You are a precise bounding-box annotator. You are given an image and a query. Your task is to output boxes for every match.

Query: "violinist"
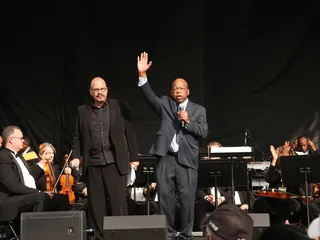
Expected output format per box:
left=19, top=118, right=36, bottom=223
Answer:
left=253, top=142, right=301, bottom=225
left=35, top=143, right=70, bottom=211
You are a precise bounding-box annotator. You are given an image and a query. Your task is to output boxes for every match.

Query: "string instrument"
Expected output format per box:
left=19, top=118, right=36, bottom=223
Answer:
left=53, top=150, right=74, bottom=205
left=59, top=154, right=75, bottom=204
left=44, top=160, right=56, bottom=192
left=257, top=189, right=295, bottom=199
left=257, top=189, right=313, bottom=203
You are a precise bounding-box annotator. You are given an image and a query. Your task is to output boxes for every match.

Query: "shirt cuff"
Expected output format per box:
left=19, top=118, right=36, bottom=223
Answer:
left=138, top=77, right=148, bottom=87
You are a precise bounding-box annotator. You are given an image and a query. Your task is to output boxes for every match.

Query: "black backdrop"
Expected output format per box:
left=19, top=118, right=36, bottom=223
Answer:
left=1, top=0, right=320, bottom=163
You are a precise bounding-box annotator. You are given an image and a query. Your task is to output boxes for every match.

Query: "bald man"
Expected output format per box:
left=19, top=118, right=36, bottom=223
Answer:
left=70, top=77, right=139, bottom=240
left=137, top=52, right=208, bottom=240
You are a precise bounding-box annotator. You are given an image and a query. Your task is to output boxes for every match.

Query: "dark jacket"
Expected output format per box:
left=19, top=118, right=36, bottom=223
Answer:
left=140, top=82, right=208, bottom=170
left=0, top=148, right=43, bottom=197
left=72, top=99, right=139, bottom=181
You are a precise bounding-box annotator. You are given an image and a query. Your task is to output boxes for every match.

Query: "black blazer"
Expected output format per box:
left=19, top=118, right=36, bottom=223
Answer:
left=72, top=99, right=139, bottom=180
left=140, top=82, right=208, bottom=170
left=0, top=148, right=43, bottom=197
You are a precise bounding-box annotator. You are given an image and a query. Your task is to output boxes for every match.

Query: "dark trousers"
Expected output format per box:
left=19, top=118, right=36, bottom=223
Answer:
left=7, top=192, right=50, bottom=235
left=9, top=192, right=49, bottom=213
left=87, top=164, right=128, bottom=240
left=157, top=154, right=197, bottom=240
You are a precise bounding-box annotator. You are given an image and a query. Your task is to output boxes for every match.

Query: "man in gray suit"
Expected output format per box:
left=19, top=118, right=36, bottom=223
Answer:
left=137, top=52, right=209, bottom=240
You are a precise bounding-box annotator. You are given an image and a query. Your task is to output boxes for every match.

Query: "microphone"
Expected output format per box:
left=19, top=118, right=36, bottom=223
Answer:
left=244, top=130, right=248, bottom=146
left=179, top=107, right=185, bottom=128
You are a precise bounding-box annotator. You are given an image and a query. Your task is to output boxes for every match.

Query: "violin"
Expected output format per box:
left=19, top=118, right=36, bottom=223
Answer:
left=59, top=154, right=75, bottom=204
left=44, top=161, right=56, bottom=192
left=257, top=189, right=313, bottom=203
left=257, top=189, right=294, bottom=199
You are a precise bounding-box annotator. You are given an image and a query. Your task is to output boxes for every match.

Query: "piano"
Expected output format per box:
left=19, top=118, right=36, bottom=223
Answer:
left=209, top=146, right=253, bottom=157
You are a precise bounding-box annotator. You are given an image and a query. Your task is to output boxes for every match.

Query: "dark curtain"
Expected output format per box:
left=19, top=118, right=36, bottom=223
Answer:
left=1, top=0, right=320, bottom=163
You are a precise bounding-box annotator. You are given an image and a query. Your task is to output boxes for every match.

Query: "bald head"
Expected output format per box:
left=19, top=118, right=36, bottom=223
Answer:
left=172, top=78, right=188, bottom=89
left=90, top=77, right=107, bottom=89
left=89, top=77, right=108, bottom=106
left=171, top=78, right=190, bottom=103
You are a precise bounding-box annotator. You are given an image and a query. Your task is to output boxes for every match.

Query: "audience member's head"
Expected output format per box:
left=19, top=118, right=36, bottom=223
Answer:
left=259, top=224, right=310, bottom=240
left=0, top=135, right=3, bottom=149
left=2, top=125, right=24, bottom=152
left=308, top=216, right=320, bottom=239
left=201, top=204, right=253, bottom=240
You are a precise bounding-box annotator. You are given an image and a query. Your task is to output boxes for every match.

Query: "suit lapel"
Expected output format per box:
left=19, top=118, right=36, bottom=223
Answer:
left=108, top=99, right=117, bottom=129
left=86, top=105, right=93, bottom=135
left=185, top=101, right=194, bottom=118
left=7, top=151, right=25, bottom=184
left=169, top=99, right=179, bottom=121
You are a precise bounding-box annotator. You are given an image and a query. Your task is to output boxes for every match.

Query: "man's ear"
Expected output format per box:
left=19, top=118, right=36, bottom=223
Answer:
left=187, top=89, right=190, bottom=96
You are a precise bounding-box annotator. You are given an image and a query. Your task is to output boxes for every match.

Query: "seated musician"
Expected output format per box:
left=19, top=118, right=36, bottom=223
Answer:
left=293, top=136, right=318, bottom=155
left=253, top=142, right=301, bottom=225
left=34, top=143, right=71, bottom=211
left=0, top=126, right=51, bottom=233
left=194, top=141, right=255, bottom=231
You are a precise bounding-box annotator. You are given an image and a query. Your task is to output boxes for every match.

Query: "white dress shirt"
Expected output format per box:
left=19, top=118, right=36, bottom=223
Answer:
left=12, top=152, right=37, bottom=189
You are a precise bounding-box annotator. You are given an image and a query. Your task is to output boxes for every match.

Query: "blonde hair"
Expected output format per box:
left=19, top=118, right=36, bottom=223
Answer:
left=38, top=142, right=56, bottom=156
left=208, top=141, right=222, bottom=148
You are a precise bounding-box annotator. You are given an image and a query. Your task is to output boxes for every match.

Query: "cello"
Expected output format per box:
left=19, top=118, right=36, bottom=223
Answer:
left=53, top=150, right=75, bottom=205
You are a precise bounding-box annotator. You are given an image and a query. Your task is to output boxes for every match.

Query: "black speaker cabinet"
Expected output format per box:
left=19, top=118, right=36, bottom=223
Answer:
left=103, top=215, right=167, bottom=240
left=21, top=211, right=87, bottom=240
left=248, top=213, right=270, bottom=240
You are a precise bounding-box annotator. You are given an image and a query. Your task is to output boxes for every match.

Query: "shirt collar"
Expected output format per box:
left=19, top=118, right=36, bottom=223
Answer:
left=178, top=98, right=189, bottom=110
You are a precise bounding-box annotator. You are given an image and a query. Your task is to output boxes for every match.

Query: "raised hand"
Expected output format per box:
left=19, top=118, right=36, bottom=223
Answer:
left=308, top=138, right=317, bottom=151
left=270, top=145, right=278, bottom=160
left=137, top=52, right=152, bottom=76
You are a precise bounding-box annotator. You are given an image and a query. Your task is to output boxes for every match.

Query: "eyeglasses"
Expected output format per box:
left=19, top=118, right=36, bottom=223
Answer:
left=11, top=137, right=24, bottom=141
left=90, top=87, right=107, bottom=93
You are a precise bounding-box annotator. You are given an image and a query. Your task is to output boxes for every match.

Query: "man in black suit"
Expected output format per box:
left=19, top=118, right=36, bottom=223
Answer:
left=0, top=126, right=50, bottom=213
left=70, top=77, right=139, bottom=240
left=137, top=52, right=209, bottom=240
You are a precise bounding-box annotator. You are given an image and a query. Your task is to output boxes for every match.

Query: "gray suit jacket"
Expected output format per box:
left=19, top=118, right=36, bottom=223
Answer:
left=141, top=82, right=208, bottom=170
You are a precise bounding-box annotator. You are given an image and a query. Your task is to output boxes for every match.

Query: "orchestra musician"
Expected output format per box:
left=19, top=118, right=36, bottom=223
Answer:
left=253, top=142, right=302, bottom=225
left=34, top=142, right=70, bottom=211
left=0, top=126, right=51, bottom=233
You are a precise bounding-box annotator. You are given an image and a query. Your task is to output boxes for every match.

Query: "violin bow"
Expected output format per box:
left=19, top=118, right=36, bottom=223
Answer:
left=53, top=149, right=73, bottom=191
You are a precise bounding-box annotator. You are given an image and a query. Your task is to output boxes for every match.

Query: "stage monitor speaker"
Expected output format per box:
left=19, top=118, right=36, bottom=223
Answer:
left=103, top=215, right=167, bottom=240
left=248, top=213, right=270, bottom=240
left=21, top=211, right=87, bottom=240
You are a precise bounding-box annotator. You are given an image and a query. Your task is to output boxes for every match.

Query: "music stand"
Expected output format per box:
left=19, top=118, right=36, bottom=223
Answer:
left=280, top=155, right=320, bottom=226
left=134, top=156, right=157, bottom=215
left=198, top=160, right=248, bottom=208
left=209, top=146, right=252, bottom=205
